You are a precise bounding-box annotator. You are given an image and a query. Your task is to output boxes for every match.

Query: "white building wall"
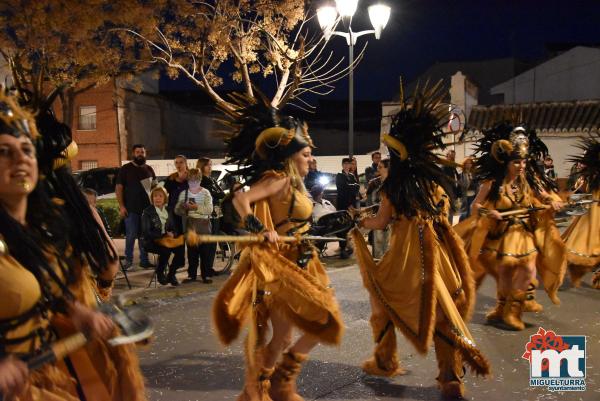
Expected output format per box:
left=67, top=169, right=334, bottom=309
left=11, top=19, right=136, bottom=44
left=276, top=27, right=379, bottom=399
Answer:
left=491, top=46, right=600, bottom=103
left=541, top=135, right=584, bottom=178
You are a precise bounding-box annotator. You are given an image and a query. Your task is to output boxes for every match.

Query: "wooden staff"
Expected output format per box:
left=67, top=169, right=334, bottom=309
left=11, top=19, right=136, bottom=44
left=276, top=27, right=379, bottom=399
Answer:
left=27, top=333, right=88, bottom=370
left=480, top=199, right=599, bottom=220
left=188, top=233, right=343, bottom=245
left=479, top=206, right=546, bottom=218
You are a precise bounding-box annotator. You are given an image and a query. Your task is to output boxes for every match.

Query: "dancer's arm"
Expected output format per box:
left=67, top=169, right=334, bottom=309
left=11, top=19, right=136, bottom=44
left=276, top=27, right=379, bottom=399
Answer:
left=470, top=181, right=502, bottom=220
left=232, top=176, right=289, bottom=243
left=537, top=187, right=563, bottom=211
left=359, top=196, right=393, bottom=230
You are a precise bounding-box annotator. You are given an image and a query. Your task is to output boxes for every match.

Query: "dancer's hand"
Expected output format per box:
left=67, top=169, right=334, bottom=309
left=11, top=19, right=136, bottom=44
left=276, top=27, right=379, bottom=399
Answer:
left=487, top=210, right=502, bottom=220
left=0, top=356, right=29, bottom=399
left=263, top=230, right=279, bottom=243
left=70, top=302, right=114, bottom=340
left=550, top=200, right=563, bottom=211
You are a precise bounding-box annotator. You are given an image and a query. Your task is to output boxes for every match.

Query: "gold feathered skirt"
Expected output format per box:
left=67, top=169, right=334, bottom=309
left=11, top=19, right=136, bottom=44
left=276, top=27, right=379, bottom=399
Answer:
left=456, top=210, right=566, bottom=303
left=562, top=190, right=600, bottom=269
left=351, top=217, right=490, bottom=376
left=213, top=243, right=343, bottom=348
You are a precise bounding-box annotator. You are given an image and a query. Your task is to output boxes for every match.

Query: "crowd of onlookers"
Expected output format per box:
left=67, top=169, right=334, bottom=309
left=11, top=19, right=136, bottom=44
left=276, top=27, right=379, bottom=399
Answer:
left=85, top=144, right=579, bottom=284
left=86, top=144, right=228, bottom=287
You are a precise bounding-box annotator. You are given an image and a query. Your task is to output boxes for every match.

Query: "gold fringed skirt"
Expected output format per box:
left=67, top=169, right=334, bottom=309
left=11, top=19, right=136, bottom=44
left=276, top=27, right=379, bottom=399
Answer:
left=562, top=190, right=600, bottom=269
left=212, top=243, right=344, bottom=347
left=351, top=218, right=489, bottom=376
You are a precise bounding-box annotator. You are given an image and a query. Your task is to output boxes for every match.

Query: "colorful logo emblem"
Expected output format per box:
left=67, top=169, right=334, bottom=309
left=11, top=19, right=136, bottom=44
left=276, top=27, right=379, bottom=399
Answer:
left=522, top=327, right=586, bottom=392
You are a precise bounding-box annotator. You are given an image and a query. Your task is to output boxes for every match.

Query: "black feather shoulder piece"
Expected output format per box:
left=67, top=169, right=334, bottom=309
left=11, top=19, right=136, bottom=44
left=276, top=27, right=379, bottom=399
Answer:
left=569, top=137, right=600, bottom=192
left=472, top=122, right=514, bottom=185
left=380, top=80, right=455, bottom=217
left=525, top=127, right=557, bottom=193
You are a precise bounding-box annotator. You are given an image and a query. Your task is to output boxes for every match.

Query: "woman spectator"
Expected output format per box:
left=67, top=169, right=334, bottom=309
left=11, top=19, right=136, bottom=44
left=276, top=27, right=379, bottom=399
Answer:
left=350, top=156, right=360, bottom=183
left=164, top=155, right=189, bottom=231
left=175, top=168, right=214, bottom=284
left=141, top=186, right=185, bottom=286
left=370, top=159, right=391, bottom=259
left=163, top=155, right=188, bottom=272
left=197, top=157, right=225, bottom=276
left=458, top=157, right=478, bottom=221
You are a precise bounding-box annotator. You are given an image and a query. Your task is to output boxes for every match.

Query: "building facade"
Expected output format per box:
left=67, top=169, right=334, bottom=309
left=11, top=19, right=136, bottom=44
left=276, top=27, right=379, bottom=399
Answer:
left=382, top=47, right=600, bottom=180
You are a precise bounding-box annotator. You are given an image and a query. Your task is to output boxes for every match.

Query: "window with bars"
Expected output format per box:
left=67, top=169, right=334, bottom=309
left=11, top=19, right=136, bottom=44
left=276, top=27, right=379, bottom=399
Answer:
left=78, top=105, right=96, bottom=130
left=79, top=160, right=98, bottom=170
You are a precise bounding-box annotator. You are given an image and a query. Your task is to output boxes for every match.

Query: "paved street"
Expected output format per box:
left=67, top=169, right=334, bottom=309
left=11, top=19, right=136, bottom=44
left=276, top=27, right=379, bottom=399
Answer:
left=123, top=260, right=600, bottom=401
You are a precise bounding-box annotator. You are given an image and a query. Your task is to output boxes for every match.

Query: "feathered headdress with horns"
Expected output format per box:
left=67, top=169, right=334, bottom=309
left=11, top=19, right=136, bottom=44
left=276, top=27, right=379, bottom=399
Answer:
left=380, top=80, right=457, bottom=217
left=569, top=137, right=600, bottom=192
left=217, top=90, right=314, bottom=185
left=472, top=121, right=555, bottom=200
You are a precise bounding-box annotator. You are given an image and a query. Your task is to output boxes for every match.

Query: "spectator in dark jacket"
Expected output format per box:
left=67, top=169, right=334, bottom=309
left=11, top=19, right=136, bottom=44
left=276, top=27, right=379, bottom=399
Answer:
left=441, top=149, right=461, bottom=215
left=458, top=157, right=478, bottom=221
left=304, top=159, right=321, bottom=190
left=141, top=186, right=185, bottom=286
left=364, top=151, right=382, bottom=184
left=336, top=157, right=360, bottom=210
left=336, top=157, right=360, bottom=258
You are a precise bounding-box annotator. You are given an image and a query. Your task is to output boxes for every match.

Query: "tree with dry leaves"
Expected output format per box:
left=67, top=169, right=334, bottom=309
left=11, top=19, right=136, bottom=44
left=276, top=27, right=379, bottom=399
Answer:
left=0, top=0, right=164, bottom=121
left=123, top=0, right=362, bottom=111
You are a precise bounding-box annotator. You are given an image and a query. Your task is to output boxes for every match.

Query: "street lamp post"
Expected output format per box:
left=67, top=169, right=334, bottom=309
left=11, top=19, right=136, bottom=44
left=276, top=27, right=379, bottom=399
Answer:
left=317, top=0, right=391, bottom=157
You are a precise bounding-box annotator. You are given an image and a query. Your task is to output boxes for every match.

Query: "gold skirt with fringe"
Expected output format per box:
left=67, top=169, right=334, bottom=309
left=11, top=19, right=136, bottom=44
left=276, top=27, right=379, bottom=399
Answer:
left=351, top=217, right=490, bottom=376
left=562, top=190, right=600, bottom=269
left=212, top=242, right=344, bottom=347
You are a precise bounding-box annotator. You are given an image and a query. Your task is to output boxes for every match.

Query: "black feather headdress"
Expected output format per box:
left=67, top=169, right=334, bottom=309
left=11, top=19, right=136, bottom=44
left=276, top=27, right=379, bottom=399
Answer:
left=525, top=127, right=557, bottom=193
left=380, top=80, right=456, bottom=217
left=569, top=137, right=600, bottom=192
left=218, top=91, right=313, bottom=185
left=472, top=121, right=555, bottom=200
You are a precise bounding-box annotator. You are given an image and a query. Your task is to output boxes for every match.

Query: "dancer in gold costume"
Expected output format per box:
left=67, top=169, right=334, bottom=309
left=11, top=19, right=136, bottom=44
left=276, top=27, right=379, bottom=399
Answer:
left=212, top=95, right=343, bottom=401
left=0, top=91, right=146, bottom=401
left=562, top=139, right=600, bottom=288
left=458, top=123, right=566, bottom=331
left=352, top=83, right=490, bottom=399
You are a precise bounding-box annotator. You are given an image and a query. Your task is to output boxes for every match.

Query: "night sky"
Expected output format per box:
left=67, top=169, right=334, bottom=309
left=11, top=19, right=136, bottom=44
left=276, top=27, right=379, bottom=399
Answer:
left=161, top=0, right=600, bottom=103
